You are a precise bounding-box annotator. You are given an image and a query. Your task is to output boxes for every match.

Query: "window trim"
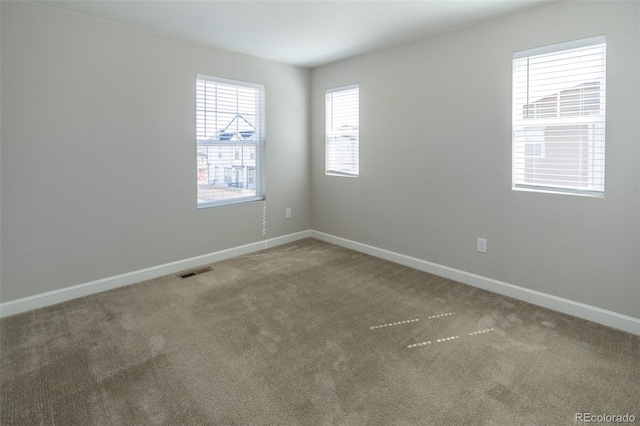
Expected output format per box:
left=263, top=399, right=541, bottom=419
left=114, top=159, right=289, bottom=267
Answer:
left=196, top=74, right=266, bottom=209
left=512, top=36, right=606, bottom=198
left=325, top=84, right=360, bottom=177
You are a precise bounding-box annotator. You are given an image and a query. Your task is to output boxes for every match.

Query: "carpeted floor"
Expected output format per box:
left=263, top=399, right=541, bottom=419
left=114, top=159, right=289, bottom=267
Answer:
left=1, top=238, right=638, bottom=425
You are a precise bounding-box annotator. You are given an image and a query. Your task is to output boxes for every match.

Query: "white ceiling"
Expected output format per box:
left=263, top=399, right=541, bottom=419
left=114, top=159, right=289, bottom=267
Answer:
left=32, top=0, right=551, bottom=68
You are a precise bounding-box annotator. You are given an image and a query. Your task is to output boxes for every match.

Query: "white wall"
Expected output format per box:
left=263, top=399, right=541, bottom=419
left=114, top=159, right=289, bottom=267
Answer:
left=311, top=1, right=640, bottom=319
left=0, top=1, right=311, bottom=302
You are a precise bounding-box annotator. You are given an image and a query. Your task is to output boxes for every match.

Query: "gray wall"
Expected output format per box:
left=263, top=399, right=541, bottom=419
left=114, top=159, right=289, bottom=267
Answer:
left=0, top=2, right=3, bottom=303
left=311, top=1, right=640, bottom=319
left=0, top=1, right=311, bottom=302
left=2, top=1, right=639, bottom=321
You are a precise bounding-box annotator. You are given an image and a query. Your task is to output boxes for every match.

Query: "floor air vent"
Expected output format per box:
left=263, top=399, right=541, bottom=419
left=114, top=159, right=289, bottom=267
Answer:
left=178, top=267, right=212, bottom=279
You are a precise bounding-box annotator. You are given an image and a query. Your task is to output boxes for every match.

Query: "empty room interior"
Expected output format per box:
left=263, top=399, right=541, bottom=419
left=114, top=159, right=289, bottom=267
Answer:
left=1, top=0, right=639, bottom=424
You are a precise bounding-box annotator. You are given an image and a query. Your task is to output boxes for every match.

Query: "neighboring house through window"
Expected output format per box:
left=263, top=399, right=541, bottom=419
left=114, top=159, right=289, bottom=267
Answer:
left=512, top=36, right=606, bottom=196
left=196, top=75, right=265, bottom=208
left=326, top=84, right=359, bottom=177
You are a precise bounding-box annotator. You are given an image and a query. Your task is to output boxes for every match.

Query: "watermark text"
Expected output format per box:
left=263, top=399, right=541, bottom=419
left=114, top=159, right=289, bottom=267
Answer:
left=575, top=413, right=636, bottom=423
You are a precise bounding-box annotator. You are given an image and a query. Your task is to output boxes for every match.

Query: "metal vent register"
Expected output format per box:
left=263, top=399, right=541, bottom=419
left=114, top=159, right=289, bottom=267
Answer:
left=178, top=267, right=212, bottom=279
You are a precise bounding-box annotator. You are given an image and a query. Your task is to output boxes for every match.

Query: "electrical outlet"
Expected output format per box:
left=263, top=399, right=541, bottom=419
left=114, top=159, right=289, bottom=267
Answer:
left=285, top=208, right=291, bottom=219
left=477, top=238, right=487, bottom=254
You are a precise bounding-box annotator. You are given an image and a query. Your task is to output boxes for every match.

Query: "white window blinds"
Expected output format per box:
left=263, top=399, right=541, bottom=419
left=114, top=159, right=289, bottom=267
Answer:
left=512, top=36, right=606, bottom=197
left=326, top=85, right=359, bottom=177
left=196, top=75, right=265, bottom=208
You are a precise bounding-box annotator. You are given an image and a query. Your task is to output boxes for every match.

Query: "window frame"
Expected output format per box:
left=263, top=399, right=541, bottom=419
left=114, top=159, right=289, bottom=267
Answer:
left=196, top=74, right=266, bottom=209
left=325, top=84, right=360, bottom=177
left=512, top=35, right=606, bottom=198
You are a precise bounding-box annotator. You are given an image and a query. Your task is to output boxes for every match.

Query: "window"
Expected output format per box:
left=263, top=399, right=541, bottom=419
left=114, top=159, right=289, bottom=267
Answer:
left=326, top=85, right=359, bottom=176
left=512, top=36, right=606, bottom=197
left=523, top=127, right=545, bottom=157
left=196, top=75, right=265, bottom=208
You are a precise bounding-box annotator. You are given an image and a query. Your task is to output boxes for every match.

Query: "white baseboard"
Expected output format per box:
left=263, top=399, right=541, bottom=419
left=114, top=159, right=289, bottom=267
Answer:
left=0, top=230, right=312, bottom=318
left=310, top=230, right=640, bottom=336
left=2, top=229, right=638, bottom=336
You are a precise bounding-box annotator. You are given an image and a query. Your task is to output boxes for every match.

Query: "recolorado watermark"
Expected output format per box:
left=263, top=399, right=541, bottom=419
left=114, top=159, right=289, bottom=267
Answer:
left=575, top=413, right=636, bottom=423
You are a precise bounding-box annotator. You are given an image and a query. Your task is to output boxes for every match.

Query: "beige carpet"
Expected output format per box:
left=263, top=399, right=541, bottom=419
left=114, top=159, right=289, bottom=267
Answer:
left=1, top=238, right=638, bottom=425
